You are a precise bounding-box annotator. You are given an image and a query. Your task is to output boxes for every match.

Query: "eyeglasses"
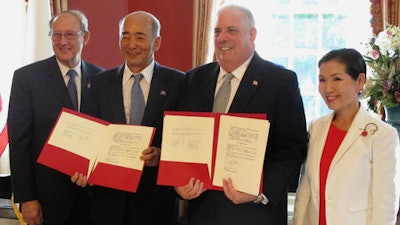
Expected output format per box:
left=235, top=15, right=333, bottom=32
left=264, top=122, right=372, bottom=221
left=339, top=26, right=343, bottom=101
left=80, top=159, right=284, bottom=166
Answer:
left=49, top=31, right=83, bottom=41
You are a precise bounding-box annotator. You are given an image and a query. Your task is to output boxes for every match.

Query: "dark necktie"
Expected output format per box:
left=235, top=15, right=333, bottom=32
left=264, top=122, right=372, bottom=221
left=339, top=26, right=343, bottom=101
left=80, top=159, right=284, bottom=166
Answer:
left=213, top=73, right=234, bottom=113
left=67, top=69, right=78, bottom=111
left=129, top=74, right=145, bottom=125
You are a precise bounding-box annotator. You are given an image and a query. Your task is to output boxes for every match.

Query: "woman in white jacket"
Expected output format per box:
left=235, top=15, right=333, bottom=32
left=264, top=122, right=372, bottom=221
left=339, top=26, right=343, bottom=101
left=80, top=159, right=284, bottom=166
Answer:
left=293, top=48, right=400, bottom=225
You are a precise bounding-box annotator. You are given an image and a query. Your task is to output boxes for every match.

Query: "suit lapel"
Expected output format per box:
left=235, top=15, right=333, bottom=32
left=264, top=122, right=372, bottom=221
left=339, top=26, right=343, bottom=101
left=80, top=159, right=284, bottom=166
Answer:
left=310, top=115, right=333, bottom=177
left=142, top=63, right=168, bottom=125
left=80, top=61, right=92, bottom=109
left=229, top=55, right=263, bottom=112
left=201, top=65, right=220, bottom=111
left=330, top=107, right=368, bottom=169
left=185, top=64, right=219, bottom=112
left=45, top=57, right=74, bottom=109
left=108, top=66, right=126, bottom=123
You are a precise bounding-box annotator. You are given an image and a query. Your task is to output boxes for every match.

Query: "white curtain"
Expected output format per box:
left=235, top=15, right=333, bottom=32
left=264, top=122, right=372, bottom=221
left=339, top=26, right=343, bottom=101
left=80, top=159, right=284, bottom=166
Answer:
left=0, top=0, right=53, bottom=176
left=192, top=0, right=217, bottom=67
left=24, top=0, right=54, bottom=64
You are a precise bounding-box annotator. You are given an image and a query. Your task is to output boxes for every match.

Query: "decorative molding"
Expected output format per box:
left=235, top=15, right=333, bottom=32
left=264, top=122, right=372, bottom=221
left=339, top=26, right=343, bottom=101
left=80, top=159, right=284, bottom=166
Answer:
left=192, top=0, right=215, bottom=67
left=387, top=0, right=399, bottom=26
left=61, top=0, right=68, bottom=11
left=50, top=0, right=67, bottom=16
left=370, top=0, right=384, bottom=34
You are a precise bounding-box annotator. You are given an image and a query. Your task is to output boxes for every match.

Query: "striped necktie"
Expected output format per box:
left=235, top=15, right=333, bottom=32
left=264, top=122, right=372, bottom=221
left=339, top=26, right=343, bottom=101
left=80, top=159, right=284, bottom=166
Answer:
left=67, top=69, right=78, bottom=110
left=129, top=74, right=145, bottom=124
left=213, top=73, right=234, bottom=113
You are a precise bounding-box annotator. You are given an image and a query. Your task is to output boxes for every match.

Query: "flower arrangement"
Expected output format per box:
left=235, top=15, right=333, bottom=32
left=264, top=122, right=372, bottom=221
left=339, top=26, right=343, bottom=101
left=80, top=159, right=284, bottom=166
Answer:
left=363, top=24, right=400, bottom=113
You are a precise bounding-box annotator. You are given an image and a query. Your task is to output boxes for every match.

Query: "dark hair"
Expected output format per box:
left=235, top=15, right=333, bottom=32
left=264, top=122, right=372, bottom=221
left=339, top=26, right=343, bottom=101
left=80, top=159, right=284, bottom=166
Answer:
left=318, top=48, right=366, bottom=80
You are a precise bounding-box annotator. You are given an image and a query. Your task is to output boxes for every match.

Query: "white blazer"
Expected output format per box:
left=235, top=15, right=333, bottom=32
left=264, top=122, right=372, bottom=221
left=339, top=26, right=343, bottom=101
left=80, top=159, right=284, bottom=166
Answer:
left=293, top=105, right=400, bottom=225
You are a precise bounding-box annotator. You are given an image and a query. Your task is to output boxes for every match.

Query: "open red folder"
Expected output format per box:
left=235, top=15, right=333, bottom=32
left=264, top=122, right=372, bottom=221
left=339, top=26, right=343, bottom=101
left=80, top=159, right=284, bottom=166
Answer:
left=157, top=111, right=268, bottom=195
left=37, top=108, right=155, bottom=193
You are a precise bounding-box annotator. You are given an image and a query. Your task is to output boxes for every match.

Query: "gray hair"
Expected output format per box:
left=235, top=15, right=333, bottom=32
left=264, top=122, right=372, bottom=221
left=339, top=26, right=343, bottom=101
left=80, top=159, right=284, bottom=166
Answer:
left=49, top=10, right=89, bottom=32
left=217, top=4, right=255, bottom=28
left=119, top=11, right=161, bottom=37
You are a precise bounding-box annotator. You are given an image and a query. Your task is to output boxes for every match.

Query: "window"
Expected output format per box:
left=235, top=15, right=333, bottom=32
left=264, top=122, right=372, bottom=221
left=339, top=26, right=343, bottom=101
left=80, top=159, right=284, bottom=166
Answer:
left=216, top=0, right=372, bottom=124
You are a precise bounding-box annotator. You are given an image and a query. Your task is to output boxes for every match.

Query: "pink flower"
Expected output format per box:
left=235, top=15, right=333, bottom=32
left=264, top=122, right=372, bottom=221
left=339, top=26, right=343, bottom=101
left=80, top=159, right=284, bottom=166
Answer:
left=395, top=90, right=400, bottom=103
left=383, top=80, right=392, bottom=95
left=387, top=30, right=394, bottom=37
left=370, top=50, right=380, bottom=59
left=363, top=25, right=400, bottom=111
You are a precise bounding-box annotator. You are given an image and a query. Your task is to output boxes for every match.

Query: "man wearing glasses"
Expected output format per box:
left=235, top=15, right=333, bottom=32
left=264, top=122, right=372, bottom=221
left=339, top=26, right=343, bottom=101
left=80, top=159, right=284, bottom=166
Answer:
left=8, top=10, right=104, bottom=225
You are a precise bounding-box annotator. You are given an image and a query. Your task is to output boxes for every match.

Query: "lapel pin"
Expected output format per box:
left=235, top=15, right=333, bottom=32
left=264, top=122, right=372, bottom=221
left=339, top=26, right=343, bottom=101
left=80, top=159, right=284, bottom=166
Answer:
left=87, top=83, right=91, bottom=88
left=361, top=122, right=378, bottom=136
left=160, top=90, right=167, bottom=96
left=252, top=80, right=258, bottom=86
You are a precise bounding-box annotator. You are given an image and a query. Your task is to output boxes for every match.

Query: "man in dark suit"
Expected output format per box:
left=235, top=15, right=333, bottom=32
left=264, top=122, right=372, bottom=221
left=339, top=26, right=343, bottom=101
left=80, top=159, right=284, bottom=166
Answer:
left=87, top=11, right=184, bottom=225
left=7, top=10, right=104, bottom=225
left=175, top=5, right=308, bottom=225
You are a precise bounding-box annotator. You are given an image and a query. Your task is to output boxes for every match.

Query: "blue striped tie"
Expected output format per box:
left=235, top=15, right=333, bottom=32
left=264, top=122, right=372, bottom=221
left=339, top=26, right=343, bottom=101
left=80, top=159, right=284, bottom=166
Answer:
left=129, top=74, right=145, bottom=125
left=67, top=69, right=78, bottom=110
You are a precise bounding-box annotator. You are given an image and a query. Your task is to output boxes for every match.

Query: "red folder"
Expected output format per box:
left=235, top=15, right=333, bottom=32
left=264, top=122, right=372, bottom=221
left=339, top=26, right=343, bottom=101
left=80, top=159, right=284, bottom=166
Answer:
left=157, top=111, right=266, bottom=192
left=88, top=162, right=143, bottom=193
left=158, top=111, right=219, bottom=190
left=37, top=108, right=107, bottom=177
left=37, top=108, right=155, bottom=192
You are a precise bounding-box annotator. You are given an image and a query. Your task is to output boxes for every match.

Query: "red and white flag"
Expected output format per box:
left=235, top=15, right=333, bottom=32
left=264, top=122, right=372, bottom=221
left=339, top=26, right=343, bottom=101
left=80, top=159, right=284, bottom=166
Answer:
left=0, top=94, right=7, bottom=157
left=0, top=0, right=52, bottom=175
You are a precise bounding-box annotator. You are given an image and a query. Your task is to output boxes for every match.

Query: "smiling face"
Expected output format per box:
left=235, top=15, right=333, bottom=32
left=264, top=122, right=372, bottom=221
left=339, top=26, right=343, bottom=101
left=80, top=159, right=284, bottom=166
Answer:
left=50, top=13, right=89, bottom=68
left=119, top=12, right=161, bottom=73
left=213, top=6, right=256, bottom=72
left=318, top=60, right=365, bottom=114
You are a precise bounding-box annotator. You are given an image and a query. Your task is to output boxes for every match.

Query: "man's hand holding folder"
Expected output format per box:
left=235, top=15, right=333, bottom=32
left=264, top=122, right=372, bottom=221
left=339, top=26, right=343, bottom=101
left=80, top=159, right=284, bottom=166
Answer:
left=37, top=108, right=155, bottom=192
left=157, top=111, right=270, bottom=196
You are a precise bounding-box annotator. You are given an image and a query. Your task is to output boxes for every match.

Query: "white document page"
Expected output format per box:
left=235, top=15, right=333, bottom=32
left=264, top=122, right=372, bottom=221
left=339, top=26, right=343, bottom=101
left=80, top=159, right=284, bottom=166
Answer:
left=47, top=111, right=106, bottom=175
left=95, top=124, right=153, bottom=170
left=212, top=115, right=270, bottom=195
left=161, top=115, right=214, bottom=177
